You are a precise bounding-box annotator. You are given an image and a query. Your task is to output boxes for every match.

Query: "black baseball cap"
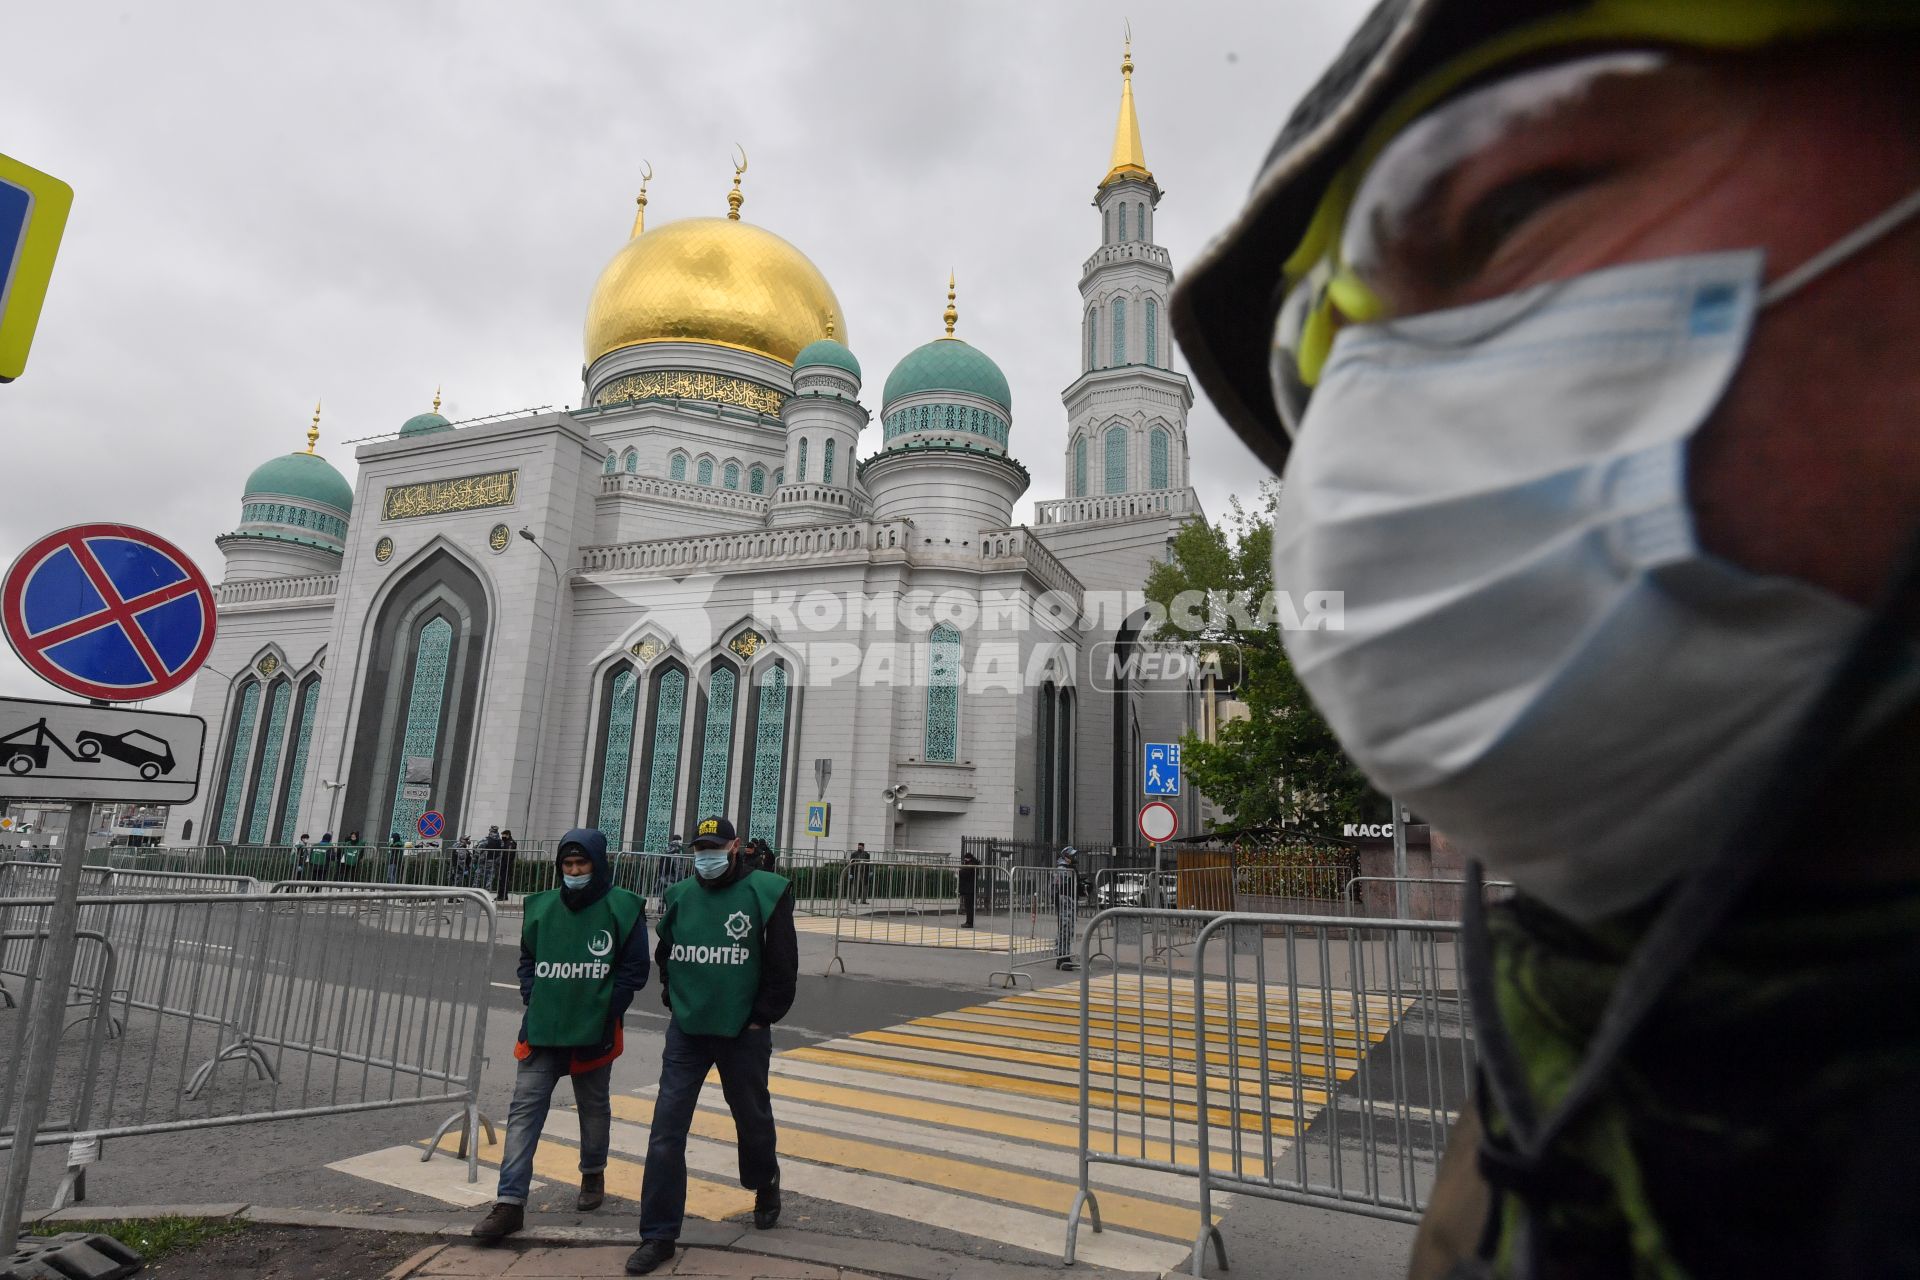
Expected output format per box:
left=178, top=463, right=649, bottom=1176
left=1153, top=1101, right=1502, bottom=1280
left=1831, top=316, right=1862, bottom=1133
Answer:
left=691, top=815, right=737, bottom=850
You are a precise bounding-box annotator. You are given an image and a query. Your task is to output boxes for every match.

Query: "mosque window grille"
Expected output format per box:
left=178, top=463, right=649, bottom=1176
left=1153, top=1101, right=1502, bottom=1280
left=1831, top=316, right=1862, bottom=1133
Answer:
left=639, top=668, right=687, bottom=852
left=1104, top=206, right=1112, bottom=244
left=797, top=439, right=809, bottom=483
left=669, top=453, right=688, bottom=482
left=1119, top=202, right=1129, bottom=241
left=595, top=668, right=640, bottom=846
left=624, top=449, right=639, bottom=474
left=245, top=680, right=293, bottom=843
left=1150, top=427, right=1169, bottom=490
left=1087, top=306, right=1097, bottom=371
left=1105, top=425, right=1128, bottom=494
left=277, top=679, right=321, bottom=844
left=823, top=438, right=835, bottom=485
left=749, top=466, right=766, bottom=494
left=214, top=680, right=262, bottom=843
left=695, top=667, right=737, bottom=818
left=1146, top=298, right=1158, bottom=368
left=604, top=453, right=618, bottom=476
left=387, top=616, right=453, bottom=839
left=773, top=468, right=784, bottom=487
left=1112, top=297, right=1127, bottom=366
left=1073, top=435, right=1088, bottom=496
left=745, top=664, right=789, bottom=846
left=697, top=457, right=714, bottom=485
left=723, top=462, right=741, bottom=490
left=924, top=624, right=962, bottom=764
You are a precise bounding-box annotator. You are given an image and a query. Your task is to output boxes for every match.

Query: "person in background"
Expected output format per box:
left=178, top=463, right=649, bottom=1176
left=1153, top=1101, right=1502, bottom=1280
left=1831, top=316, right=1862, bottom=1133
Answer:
left=958, top=848, right=980, bottom=928
left=471, top=829, right=649, bottom=1245
left=453, top=835, right=474, bottom=887
left=386, top=832, right=404, bottom=884
left=626, top=816, right=795, bottom=1275
left=1052, top=847, right=1079, bottom=971
left=309, top=833, right=332, bottom=892
left=294, top=834, right=312, bottom=886
left=340, top=830, right=364, bottom=882
left=749, top=837, right=776, bottom=874
left=1172, top=3, right=1920, bottom=1271
left=479, top=826, right=503, bottom=894
left=497, top=828, right=520, bottom=903
left=848, top=841, right=871, bottom=904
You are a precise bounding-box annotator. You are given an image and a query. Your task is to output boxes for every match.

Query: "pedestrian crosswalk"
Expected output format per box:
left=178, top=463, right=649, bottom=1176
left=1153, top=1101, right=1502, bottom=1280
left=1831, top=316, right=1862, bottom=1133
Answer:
left=341, top=975, right=1408, bottom=1273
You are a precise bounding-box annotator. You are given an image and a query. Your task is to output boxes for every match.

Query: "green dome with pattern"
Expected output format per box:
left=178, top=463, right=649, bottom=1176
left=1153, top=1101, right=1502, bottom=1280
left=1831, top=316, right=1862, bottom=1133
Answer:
left=243, top=451, right=354, bottom=514
left=882, top=337, right=1011, bottom=412
left=794, top=338, right=861, bottom=380
left=400, top=410, right=452, bottom=437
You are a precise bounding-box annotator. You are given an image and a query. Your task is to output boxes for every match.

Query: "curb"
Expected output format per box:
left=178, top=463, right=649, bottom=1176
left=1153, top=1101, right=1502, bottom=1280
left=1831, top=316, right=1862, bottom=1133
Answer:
left=29, top=1204, right=1168, bottom=1280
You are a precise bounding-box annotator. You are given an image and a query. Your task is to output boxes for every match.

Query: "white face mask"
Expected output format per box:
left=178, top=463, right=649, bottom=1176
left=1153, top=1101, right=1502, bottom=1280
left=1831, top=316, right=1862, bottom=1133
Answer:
left=1275, top=213, right=1920, bottom=921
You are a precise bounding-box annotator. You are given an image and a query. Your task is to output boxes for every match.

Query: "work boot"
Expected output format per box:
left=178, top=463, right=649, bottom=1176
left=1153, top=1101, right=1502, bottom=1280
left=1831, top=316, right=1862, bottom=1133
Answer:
left=754, top=1173, right=782, bottom=1229
left=576, top=1170, right=605, bottom=1211
left=470, top=1201, right=523, bottom=1244
left=625, top=1240, right=675, bottom=1274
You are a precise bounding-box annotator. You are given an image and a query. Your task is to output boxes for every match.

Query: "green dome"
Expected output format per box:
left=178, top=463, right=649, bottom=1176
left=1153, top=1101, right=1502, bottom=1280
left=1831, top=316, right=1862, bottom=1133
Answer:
left=882, top=338, right=1011, bottom=412
left=794, top=339, right=861, bottom=379
left=244, top=451, right=354, bottom=514
left=400, top=411, right=452, bottom=437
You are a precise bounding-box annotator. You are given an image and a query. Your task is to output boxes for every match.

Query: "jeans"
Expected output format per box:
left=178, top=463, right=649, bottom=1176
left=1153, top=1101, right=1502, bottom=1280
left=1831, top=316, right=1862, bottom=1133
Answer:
left=639, top=1020, right=777, bottom=1241
left=495, top=1047, right=612, bottom=1206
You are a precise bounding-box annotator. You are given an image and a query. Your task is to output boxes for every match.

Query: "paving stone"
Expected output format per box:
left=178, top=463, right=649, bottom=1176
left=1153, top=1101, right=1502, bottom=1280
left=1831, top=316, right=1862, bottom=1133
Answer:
left=503, top=1245, right=643, bottom=1275
left=669, top=1248, right=838, bottom=1278
left=384, top=1244, right=448, bottom=1279
left=413, top=1245, right=518, bottom=1275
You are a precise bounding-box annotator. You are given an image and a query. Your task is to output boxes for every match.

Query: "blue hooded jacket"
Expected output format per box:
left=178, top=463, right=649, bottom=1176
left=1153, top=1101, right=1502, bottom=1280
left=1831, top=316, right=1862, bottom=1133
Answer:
left=517, top=828, right=650, bottom=1044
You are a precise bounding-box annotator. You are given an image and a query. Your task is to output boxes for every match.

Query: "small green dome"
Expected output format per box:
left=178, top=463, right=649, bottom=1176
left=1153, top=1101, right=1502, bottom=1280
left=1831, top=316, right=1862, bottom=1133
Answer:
left=794, top=339, right=861, bottom=380
left=400, top=411, right=452, bottom=437
left=244, top=451, right=354, bottom=514
left=883, top=338, right=1011, bottom=412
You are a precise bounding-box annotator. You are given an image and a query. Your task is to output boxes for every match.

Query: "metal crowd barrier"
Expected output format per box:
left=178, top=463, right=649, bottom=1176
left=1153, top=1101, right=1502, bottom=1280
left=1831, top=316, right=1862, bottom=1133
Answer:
left=1062, top=907, right=1474, bottom=1275
left=1232, top=863, right=1352, bottom=912
left=1343, top=876, right=1515, bottom=922
left=0, top=888, right=496, bottom=1231
left=819, top=858, right=1057, bottom=986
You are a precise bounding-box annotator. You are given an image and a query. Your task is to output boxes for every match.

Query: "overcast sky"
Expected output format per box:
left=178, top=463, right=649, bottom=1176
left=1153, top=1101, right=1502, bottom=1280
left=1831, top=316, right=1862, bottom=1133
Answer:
left=0, top=1, right=1374, bottom=708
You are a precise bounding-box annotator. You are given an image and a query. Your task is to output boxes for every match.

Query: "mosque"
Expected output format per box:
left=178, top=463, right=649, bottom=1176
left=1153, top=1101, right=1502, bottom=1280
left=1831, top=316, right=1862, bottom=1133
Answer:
left=165, top=44, right=1212, bottom=856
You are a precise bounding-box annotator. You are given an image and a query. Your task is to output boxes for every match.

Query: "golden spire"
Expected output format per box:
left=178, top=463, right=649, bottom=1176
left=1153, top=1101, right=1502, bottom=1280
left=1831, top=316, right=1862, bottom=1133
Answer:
left=631, top=160, right=652, bottom=237
left=432, top=386, right=442, bottom=414
left=727, top=144, right=747, bottom=220
left=942, top=270, right=958, bottom=337
left=305, top=401, right=321, bottom=454
left=1101, top=23, right=1152, bottom=187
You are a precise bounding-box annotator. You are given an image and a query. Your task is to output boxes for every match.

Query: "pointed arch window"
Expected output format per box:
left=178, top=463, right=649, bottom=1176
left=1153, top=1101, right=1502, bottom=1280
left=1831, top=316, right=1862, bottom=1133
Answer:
left=245, top=680, right=293, bottom=843
left=1145, top=298, right=1158, bottom=368
left=925, top=624, right=962, bottom=763
left=594, top=668, right=640, bottom=845
left=1150, top=427, right=1170, bottom=489
left=694, top=666, right=738, bottom=819
left=623, top=449, right=639, bottom=474
left=1073, top=435, right=1088, bottom=496
left=797, top=438, right=809, bottom=483
left=697, top=457, right=714, bottom=485
left=388, top=617, right=453, bottom=839
left=1104, top=206, right=1112, bottom=244
left=773, top=467, right=784, bottom=487
left=744, top=664, right=790, bottom=846
left=638, top=667, right=687, bottom=851
left=749, top=466, right=766, bottom=494
left=1112, top=296, right=1127, bottom=366
left=277, top=678, right=321, bottom=844
left=723, top=461, right=741, bottom=490
left=1086, top=306, right=1097, bottom=371
left=669, top=453, right=688, bottom=482
left=603, top=453, right=617, bottom=476
left=823, top=438, right=835, bottom=485
left=1105, top=425, right=1129, bottom=494
left=214, top=680, right=262, bottom=843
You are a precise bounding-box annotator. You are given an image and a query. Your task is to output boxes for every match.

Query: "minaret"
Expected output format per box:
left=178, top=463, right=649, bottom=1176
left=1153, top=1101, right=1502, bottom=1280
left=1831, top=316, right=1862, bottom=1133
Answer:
left=1060, top=34, right=1193, bottom=502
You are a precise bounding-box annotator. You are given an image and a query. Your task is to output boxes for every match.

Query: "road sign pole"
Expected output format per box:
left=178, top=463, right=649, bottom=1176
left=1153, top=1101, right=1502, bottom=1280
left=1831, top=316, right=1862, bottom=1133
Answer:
left=0, top=837, right=87, bottom=1253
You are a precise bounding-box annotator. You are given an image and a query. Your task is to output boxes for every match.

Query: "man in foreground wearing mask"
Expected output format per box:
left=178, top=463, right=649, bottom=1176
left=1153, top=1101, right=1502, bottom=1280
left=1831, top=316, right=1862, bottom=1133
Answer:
left=626, top=816, right=797, bottom=1276
left=1172, top=1, right=1920, bottom=1274
left=472, top=829, right=649, bottom=1244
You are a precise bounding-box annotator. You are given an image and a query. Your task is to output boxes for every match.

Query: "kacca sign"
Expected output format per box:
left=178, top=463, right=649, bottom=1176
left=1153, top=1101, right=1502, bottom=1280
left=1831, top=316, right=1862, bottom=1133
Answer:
left=0, top=152, right=73, bottom=382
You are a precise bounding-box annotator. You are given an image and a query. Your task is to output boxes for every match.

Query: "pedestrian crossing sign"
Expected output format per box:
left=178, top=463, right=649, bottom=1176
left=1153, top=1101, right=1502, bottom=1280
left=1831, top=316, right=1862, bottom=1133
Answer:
left=1143, top=742, right=1180, bottom=796
left=0, top=152, right=73, bottom=383
left=804, top=801, right=830, bottom=838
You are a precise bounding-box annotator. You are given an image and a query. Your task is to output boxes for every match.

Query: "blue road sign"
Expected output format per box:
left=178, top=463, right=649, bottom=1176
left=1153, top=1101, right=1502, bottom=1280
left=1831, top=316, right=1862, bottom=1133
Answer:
left=418, top=811, right=445, bottom=840
left=0, top=151, right=74, bottom=382
left=2, top=523, right=216, bottom=703
left=1143, top=742, right=1181, bottom=797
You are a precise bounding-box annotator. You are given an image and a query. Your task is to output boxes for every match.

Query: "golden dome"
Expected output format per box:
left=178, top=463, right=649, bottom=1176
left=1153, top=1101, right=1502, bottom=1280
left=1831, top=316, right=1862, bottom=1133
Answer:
left=584, top=217, right=845, bottom=367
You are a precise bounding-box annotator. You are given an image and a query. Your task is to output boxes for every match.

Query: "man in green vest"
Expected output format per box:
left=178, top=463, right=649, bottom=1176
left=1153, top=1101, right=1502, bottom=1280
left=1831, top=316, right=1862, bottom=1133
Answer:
left=472, top=828, right=650, bottom=1245
left=626, top=816, right=797, bottom=1276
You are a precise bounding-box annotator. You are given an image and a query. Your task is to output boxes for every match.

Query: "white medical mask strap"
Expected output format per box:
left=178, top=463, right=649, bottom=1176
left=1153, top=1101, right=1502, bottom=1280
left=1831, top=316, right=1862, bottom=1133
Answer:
left=1758, top=184, right=1920, bottom=309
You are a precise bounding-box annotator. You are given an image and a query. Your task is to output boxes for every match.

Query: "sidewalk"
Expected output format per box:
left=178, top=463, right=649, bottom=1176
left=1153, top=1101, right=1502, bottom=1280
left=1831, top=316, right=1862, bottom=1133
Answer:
left=393, top=1242, right=876, bottom=1278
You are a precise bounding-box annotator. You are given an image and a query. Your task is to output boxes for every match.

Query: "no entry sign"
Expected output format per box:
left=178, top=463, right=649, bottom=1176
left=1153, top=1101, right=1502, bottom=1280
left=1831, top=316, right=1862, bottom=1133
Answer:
left=2, top=524, right=216, bottom=703
left=1137, top=800, right=1178, bottom=845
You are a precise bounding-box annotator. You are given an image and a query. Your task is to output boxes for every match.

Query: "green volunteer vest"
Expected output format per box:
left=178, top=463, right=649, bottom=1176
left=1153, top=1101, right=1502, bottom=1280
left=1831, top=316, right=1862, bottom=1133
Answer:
left=308, top=845, right=329, bottom=865
left=522, top=887, right=644, bottom=1047
left=661, top=870, right=789, bottom=1037
left=341, top=841, right=362, bottom=866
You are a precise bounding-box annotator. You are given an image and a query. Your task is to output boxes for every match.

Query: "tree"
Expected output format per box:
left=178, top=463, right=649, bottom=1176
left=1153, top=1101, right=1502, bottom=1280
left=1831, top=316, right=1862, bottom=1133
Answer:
left=1143, top=484, right=1382, bottom=833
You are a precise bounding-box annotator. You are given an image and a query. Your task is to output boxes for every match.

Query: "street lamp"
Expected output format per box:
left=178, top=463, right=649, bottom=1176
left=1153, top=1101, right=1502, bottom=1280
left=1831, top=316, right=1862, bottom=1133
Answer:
left=518, top=527, right=565, bottom=839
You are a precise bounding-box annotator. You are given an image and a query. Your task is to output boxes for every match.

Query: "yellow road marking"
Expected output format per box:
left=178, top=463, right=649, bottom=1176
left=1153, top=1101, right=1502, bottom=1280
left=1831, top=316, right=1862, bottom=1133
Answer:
left=909, top=1013, right=1364, bottom=1074
left=852, top=1027, right=1345, bottom=1092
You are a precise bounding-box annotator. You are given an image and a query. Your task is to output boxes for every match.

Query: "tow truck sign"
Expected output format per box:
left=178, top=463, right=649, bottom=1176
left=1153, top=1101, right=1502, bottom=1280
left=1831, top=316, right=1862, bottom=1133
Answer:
left=0, top=695, right=205, bottom=803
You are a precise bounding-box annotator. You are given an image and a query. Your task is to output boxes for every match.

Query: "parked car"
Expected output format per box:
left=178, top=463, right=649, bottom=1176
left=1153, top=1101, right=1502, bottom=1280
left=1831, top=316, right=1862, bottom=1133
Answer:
left=1096, top=870, right=1177, bottom=909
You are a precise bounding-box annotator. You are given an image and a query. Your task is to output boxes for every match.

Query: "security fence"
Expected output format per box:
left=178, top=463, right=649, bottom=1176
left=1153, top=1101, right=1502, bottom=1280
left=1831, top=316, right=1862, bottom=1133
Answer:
left=1063, top=907, right=1474, bottom=1276
left=0, top=887, right=496, bottom=1247
left=816, top=858, right=1060, bottom=985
